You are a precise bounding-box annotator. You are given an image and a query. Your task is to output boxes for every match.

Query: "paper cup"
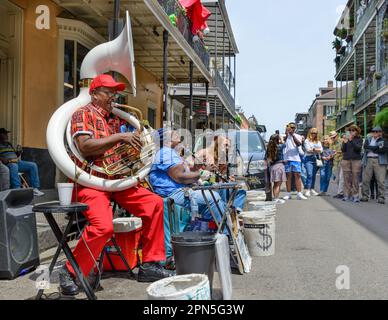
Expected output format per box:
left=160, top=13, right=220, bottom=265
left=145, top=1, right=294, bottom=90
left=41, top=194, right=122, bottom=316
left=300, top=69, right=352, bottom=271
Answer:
left=57, top=183, right=74, bottom=206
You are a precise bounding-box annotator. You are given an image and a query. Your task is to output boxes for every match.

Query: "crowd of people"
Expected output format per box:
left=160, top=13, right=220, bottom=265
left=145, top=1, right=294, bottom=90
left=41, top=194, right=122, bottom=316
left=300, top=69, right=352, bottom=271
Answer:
left=266, top=122, right=388, bottom=205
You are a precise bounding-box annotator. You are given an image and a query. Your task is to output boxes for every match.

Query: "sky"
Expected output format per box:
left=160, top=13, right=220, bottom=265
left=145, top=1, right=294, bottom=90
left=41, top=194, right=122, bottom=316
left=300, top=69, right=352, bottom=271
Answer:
left=226, top=0, right=346, bottom=136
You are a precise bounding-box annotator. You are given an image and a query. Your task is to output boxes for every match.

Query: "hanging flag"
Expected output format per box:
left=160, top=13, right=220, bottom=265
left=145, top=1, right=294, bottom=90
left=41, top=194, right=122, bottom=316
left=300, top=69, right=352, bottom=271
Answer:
left=179, top=0, right=211, bottom=35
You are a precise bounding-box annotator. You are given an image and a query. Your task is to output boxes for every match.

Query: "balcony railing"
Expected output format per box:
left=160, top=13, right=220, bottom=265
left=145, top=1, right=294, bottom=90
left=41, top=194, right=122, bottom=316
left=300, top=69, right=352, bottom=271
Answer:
left=335, top=42, right=354, bottom=73
left=378, top=66, right=388, bottom=91
left=353, top=0, right=378, bottom=42
left=336, top=105, right=355, bottom=130
left=158, top=0, right=210, bottom=70
left=355, top=78, right=378, bottom=111
left=212, top=68, right=235, bottom=110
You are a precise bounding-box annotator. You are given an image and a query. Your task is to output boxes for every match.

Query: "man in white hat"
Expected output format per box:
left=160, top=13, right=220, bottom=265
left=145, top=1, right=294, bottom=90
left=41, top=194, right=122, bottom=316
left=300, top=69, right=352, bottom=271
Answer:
left=329, top=130, right=344, bottom=198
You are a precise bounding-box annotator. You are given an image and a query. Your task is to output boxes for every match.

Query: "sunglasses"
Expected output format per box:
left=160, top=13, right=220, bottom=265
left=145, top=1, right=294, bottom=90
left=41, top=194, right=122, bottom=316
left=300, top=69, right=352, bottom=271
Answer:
left=96, top=89, right=118, bottom=98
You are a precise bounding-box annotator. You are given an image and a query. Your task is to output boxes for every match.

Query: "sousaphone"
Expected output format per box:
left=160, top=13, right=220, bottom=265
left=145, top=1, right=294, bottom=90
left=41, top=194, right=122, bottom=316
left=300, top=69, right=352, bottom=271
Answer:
left=47, top=11, right=155, bottom=192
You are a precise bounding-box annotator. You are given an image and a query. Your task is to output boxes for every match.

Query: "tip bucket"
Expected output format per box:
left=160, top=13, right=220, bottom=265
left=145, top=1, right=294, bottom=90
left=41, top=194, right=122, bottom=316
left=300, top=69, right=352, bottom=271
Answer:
left=241, top=211, right=276, bottom=257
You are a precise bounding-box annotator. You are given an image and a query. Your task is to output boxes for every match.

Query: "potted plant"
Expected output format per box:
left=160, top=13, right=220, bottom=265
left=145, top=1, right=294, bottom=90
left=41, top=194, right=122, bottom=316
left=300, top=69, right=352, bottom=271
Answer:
left=339, top=28, right=348, bottom=40
left=374, top=72, right=382, bottom=80
left=332, top=38, right=341, bottom=51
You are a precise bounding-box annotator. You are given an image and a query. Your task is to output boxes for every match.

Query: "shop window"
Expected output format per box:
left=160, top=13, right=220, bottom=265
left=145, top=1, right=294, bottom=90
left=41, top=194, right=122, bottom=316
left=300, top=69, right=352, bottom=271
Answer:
left=63, top=40, right=89, bottom=102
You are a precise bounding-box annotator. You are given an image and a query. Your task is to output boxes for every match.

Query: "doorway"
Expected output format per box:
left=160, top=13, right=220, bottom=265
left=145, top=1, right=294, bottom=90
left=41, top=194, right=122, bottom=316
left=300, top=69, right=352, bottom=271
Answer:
left=0, top=1, right=22, bottom=146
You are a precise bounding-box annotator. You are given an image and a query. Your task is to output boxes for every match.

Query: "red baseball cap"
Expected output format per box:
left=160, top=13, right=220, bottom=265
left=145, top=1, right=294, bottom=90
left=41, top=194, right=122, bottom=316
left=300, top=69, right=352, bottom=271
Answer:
left=89, top=74, right=126, bottom=94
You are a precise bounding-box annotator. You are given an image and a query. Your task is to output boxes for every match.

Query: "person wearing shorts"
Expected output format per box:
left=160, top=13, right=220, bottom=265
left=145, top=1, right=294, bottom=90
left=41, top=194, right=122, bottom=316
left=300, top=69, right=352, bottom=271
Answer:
left=282, top=123, right=307, bottom=200
left=266, top=134, right=287, bottom=204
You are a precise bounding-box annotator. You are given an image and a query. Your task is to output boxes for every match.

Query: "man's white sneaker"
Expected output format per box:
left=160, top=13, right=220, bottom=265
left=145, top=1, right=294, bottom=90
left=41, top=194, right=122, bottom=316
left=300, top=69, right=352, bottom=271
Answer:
left=274, top=198, right=286, bottom=204
left=283, top=194, right=292, bottom=200
left=33, top=188, right=45, bottom=197
left=297, top=193, right=308, bottom=200
left=311, top=189, right=319, bottom=196
left=304, top=190, right=311, bottom=197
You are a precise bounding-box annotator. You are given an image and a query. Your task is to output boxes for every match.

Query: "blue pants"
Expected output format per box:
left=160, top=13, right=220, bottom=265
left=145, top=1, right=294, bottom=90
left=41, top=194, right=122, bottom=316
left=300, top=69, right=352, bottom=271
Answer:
left=301, top=162, right=308, bottom=188
left=7, top=160, right=40, bottom=189
left=304, top=156, right=318, bottom=190
left=169, top=189, right=226, bottom=222
left=320, top=161, right=333, bottom=193
left=219, top=189, right=247, bottom=212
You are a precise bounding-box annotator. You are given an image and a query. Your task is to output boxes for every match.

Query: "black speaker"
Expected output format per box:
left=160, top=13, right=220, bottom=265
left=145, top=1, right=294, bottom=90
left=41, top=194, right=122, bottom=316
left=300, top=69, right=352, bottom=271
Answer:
left=0, top=188, right=40, bottom=279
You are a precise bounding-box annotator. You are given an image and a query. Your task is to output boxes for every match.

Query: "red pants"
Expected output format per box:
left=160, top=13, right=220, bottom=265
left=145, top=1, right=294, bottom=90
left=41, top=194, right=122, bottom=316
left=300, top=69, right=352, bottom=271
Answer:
left=66, top=185, right=166, bottom=277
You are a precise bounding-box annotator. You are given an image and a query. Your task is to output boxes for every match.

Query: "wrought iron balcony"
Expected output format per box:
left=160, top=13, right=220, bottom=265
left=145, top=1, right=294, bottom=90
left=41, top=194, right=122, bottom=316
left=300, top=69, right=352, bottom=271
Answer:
left=158, top=0, right=210, bottom=70
left=353, top=0, right=378, bottom=42
left=335, top=43, right=354, bottom=74
left=377, top=66, right=388, bottom=91
left=354, top=79, right=378, bottom=112
left=212, top=68, right=235, bottom=110
left=336, top=105, right=355, bottom=130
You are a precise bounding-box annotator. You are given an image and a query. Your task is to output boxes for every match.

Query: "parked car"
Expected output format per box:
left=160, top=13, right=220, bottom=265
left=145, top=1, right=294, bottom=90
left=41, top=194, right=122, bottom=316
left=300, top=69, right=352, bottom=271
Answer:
left=193, top=129, right=271, bottom=198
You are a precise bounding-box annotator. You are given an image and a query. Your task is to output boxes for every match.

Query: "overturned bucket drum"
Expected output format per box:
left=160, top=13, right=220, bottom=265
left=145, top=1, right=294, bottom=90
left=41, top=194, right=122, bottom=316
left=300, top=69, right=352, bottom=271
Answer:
left=146, top=274, right=211, bottom=300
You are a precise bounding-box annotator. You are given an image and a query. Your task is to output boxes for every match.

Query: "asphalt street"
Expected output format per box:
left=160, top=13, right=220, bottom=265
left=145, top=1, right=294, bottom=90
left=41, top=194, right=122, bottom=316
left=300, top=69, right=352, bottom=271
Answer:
left=1, top=186, right=388, bottom=300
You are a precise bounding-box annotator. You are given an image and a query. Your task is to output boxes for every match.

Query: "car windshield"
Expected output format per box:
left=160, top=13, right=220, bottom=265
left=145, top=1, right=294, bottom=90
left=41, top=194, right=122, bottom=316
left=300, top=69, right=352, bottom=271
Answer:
left=235, top=131, right=265, bottom=153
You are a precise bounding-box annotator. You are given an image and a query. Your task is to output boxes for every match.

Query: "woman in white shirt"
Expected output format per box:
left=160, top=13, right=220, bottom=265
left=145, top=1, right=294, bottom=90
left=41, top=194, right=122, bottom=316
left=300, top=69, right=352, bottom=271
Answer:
left=303, top=128, right=323, bottom=197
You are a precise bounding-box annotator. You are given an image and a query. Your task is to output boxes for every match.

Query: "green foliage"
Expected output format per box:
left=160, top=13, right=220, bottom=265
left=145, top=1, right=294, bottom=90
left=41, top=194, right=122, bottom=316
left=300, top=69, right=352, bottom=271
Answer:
left=332, top=38, right=341, bottom=50
left=169, top=14, right=177, bottom=26
left=374, top=108, right=388, bottom=128
left=339, top=28, right=348, bottom=39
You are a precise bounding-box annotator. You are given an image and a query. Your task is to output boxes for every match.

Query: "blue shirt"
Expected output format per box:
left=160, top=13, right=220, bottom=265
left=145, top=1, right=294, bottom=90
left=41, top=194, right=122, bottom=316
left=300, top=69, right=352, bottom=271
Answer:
left=150, top=147, right=186, bottom=197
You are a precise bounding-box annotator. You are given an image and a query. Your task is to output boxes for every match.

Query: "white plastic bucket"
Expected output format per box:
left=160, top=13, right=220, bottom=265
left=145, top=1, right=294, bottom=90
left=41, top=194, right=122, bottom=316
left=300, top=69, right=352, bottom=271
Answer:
left=146, top=274, right=211, bottom=300
left=57, top=183, right=74, bottom=206
left=246, top=190, right=266, bottom=202
left=241, top=212, right=276, bottom=257
left=248, top=201, right=276, bottom=217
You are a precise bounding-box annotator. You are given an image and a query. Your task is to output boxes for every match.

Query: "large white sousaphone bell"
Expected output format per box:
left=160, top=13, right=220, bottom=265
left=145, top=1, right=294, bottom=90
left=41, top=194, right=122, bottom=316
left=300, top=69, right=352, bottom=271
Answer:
left=47, top=11, right=155, bottom=192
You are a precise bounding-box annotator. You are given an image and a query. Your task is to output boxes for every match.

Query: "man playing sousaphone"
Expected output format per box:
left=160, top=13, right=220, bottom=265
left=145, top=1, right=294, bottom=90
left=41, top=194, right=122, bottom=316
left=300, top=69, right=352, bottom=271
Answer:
left=59, top=74, right=173, bottom=296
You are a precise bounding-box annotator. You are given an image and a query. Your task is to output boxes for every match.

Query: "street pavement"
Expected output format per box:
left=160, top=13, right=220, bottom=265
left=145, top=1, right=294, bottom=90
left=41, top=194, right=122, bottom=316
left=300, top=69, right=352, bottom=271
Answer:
left=1, top=184, right=388, bottom=300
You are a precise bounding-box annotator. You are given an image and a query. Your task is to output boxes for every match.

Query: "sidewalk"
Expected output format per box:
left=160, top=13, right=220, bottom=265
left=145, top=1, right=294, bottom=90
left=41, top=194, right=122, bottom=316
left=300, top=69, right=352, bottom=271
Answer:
left=2, top=186, right=388, bottom=299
